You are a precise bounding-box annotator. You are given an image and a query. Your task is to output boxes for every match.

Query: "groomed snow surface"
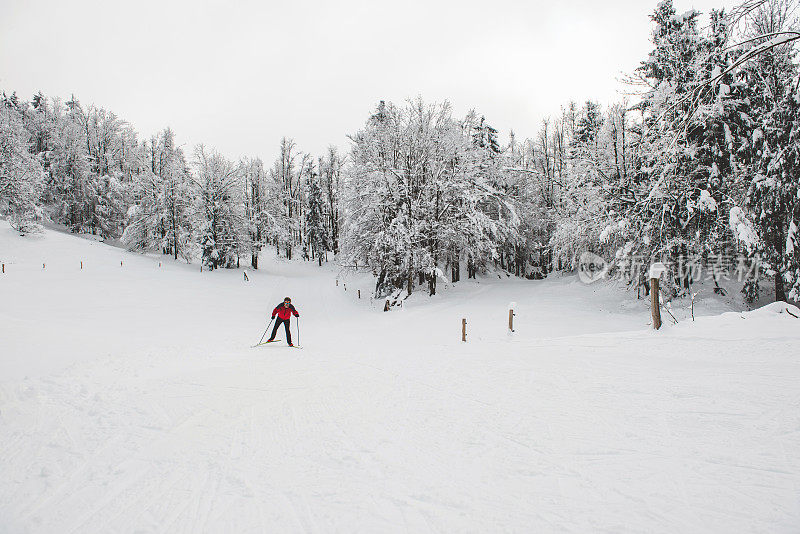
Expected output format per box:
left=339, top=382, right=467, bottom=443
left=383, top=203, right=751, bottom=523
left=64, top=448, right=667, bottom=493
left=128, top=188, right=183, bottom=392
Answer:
left=1, top=221, right=799, bottom=533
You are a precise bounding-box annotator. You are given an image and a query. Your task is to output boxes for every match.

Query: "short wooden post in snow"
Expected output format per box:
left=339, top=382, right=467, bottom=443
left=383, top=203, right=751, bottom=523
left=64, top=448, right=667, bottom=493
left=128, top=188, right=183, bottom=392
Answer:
left=358, top=289, right=361, bottom=299
left=80, top=261, right=83, bottom=269
left=508, top=302, right=516, bottom=333
left=650, top=262, right=666, bottom=330
left=384, top=299, right=390, bottom=312
left=462, top=318, right=467, bottom=342
left=336, top=279, right=338, bottom=286
left=1, top=263, right=4, bottom=273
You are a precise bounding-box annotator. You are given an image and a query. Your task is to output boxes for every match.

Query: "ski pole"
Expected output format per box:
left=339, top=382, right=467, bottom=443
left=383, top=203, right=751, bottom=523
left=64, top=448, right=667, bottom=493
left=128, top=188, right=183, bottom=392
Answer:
left=296, top=317, right=300, bottom=347
left=256, top=317, right=274, bottom=346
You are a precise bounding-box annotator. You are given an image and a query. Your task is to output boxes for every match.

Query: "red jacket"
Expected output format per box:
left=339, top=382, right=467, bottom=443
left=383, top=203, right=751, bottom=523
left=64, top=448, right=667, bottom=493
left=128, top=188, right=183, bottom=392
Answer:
left=272, top=303, right=299, bottom=321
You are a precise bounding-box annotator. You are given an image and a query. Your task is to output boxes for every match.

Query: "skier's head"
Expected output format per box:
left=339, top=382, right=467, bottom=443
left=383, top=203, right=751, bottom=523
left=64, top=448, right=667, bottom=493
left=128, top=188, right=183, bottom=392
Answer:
left=283, top=297, right=291, bottom=305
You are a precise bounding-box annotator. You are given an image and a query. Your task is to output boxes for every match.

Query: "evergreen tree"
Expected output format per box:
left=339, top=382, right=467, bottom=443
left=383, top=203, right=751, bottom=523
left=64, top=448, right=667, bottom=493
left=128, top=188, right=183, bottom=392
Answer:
left=742, top=0, right=800, bottom=301
left=574, top=100, right=603, bottom=146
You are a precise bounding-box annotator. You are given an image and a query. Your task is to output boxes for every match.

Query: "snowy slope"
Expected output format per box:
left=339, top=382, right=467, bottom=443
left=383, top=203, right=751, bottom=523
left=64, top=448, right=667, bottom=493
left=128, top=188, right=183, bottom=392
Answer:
left=1, top=221, right=799, bottom=533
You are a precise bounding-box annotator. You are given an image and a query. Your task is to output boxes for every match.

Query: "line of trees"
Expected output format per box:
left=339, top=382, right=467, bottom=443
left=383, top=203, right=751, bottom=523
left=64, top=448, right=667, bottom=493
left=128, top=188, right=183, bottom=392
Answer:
left=1, top=0, right=797, bottom=302
left=0, top=91, right=344, bottom=272
left=548, top=0, right=800, bottom=303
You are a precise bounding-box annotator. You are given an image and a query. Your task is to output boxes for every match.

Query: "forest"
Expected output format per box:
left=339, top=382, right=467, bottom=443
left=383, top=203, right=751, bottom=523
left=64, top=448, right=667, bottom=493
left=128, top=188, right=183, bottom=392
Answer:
left=1, top=0, right=798, bottom=303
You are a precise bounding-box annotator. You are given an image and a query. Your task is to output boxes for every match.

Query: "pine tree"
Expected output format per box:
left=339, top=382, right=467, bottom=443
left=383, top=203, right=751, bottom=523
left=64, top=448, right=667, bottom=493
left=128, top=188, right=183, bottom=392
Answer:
left=742, top=0, right=800, bottom=301
left=471, top=115, right=500, bottom=154
left=628, top=1, right=709, bottom=293
left=574, top=100, right=603, bottom=146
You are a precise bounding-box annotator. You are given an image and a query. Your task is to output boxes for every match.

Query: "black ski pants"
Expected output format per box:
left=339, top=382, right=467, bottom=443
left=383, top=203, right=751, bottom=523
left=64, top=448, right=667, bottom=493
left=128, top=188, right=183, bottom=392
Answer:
left=269, top=317, right=292, bottom=344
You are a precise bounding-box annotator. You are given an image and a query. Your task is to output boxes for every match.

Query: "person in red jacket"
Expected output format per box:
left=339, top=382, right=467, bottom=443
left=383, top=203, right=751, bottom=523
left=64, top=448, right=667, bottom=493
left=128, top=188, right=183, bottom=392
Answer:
left=267, top=297, right=300, bottom=346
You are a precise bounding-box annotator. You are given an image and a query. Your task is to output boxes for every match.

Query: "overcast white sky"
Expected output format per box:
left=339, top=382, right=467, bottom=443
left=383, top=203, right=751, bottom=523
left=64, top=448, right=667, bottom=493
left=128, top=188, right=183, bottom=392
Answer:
left=1, top=0, right=738, bottom=164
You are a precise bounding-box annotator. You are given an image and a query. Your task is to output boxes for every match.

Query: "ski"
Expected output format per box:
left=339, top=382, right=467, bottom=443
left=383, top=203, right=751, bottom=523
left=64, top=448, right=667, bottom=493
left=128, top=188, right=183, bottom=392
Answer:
left=251, top=340, right=301, bottom=349
left=252, top=339, right=281, bottom=348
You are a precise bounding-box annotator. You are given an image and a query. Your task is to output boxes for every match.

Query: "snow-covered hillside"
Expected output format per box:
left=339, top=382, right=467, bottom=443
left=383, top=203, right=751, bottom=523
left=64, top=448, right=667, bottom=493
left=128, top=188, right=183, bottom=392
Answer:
left=1, top=221, right=799, bottom=533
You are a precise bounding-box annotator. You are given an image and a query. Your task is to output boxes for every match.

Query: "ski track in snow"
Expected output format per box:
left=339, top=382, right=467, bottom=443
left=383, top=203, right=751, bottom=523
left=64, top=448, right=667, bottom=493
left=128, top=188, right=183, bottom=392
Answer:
left=1, top=222, right=800, bottom=532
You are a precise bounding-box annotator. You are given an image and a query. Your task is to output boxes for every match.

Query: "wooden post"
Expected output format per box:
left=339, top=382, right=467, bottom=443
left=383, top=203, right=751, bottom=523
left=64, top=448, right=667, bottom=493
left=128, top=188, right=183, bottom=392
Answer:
left=462, top=318, right=467, bottom=342
left=1, top=263, right=4, bottom=273
left=336, top=279, right=338, bottom=286
left=650, top=278, right=661, bottom=330
left=508, top=309, right=515, bottom=332
left=344, top=284, right=346, bottom=291
left=649, top=262, right=665, bottom=330
left=384, top=299, right=390, bottom=312
left=358, top=289, right=361, bottom=299
left=159, top=262, right=161, bottom=268
left=80, top=261, right=83, bottom=269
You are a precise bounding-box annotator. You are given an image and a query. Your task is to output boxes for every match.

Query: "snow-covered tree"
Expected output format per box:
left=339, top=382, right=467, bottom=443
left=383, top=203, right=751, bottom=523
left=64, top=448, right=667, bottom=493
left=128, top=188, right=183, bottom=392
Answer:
left=123, top=129, right=194, bottom=260
left=318, top=146, right=344, bottom=255
left=193, top=146, right=245, bottom=270
left=269, top=137, right=308, bottom=260
left=242, top=157, right=273, bottom=269
left=305, top=173, right=329, bottom=265
left=741, top=0, right=800, bottom=301
left=0, top=95, right=44, bottom=232
left=344, top=98, right=517, bottom=297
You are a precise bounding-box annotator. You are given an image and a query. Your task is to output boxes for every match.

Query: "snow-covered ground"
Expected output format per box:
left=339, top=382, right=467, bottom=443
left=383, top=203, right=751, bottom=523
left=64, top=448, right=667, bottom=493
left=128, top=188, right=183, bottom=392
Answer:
left=1, top=221, right=799, bottom=533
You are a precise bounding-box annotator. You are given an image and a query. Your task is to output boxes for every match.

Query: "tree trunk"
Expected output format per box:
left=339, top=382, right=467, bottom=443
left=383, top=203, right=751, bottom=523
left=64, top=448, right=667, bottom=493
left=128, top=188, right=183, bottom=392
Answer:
left=775, top=222, right=787, bottom=302
left=376, top=269, right=386, bottom=294
left=776, top=269, right=786, bottom=302
left=651, top=278, right=661, bottom=330
left=172, top=210, right=178, bottom=260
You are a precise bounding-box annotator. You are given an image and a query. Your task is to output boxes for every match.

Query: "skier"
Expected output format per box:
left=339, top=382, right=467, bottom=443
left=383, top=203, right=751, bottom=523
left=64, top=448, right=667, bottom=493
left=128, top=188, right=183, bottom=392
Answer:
left=267, top=297, right=300, bottom=346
